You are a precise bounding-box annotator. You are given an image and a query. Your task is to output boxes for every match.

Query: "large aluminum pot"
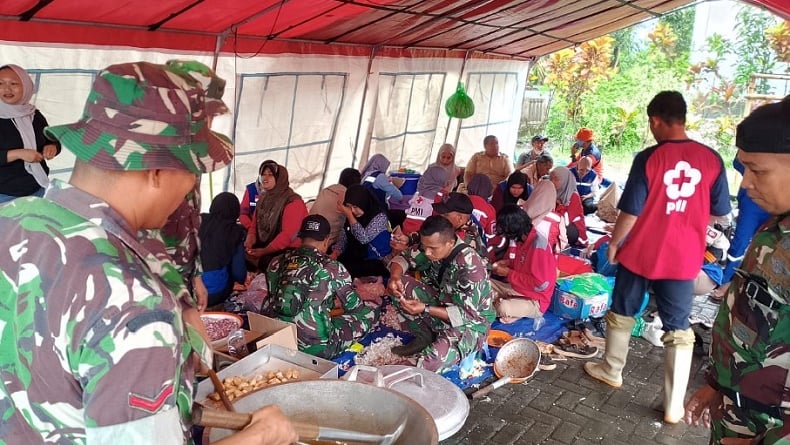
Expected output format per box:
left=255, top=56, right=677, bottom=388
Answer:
left=205, top=379, right=439, bottom=444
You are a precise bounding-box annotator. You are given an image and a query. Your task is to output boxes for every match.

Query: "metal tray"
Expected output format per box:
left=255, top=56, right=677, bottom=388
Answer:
left=196, top=344, right=338, bottom=401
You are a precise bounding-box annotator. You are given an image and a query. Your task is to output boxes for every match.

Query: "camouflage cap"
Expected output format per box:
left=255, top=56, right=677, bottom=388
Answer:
left=44, top=60, right=233, bottom=174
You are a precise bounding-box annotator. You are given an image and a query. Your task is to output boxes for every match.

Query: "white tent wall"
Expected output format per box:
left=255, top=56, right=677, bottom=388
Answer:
left=221, top=53, right=370, bottom=204
left=363, top=55, right=531, bottom=175
left=0, top=41, right=530, bottom=208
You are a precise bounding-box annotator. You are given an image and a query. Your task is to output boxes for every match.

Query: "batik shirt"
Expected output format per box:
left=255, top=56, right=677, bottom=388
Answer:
left=392, top=239, right=495, bottom=334
left=710, top=214, right=790, bottom=439
left=0, top=180, right=209, bottom=444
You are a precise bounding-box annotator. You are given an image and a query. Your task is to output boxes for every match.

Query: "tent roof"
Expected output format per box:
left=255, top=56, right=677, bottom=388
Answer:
left=1, top=0, right=785, bottom=60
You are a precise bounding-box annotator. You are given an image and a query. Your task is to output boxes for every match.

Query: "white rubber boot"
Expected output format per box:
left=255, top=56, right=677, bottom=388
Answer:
left=662, top=328, right=695, bottom=423
left=583, top=311, right=635, bottom=388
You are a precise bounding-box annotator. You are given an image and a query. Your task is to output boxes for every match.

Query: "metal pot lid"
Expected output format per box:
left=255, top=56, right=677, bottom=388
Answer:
left=346, top=365, right=469, bottom=441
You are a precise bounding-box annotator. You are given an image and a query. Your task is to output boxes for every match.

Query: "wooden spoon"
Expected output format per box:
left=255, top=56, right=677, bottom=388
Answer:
left=208, top=369, right=235, bottom=412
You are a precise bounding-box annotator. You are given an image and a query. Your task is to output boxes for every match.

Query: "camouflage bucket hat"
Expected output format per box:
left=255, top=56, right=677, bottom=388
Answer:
left=44, top=60, right=233, bottom=174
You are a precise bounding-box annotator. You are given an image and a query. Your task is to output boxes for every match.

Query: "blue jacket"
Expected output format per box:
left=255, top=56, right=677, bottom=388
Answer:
left=722, top=158, right=771, bottom=283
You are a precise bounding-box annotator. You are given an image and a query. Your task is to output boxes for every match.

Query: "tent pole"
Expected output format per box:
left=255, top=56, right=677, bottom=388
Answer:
left=351, top=45, right=378, bottom=170
left=207, top=33, right=226, bottom=200
left=451, top=50, right=472, bottom=152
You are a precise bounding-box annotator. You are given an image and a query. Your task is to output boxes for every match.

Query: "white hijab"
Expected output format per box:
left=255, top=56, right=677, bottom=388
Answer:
left=0, top=64, right=49, bottom=188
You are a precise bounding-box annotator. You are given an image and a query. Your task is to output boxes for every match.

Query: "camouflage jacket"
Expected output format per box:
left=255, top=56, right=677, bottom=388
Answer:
left=262, top=246, right=373, bottom=357
left=458, top=218, right=489, bottom=266
left=0, top=180, right=208, bottom=444
left=710, top=214, right=790, bottom=428
left=139, top=183, right=202, bottom=305
left=392, top=239, right=495, bottom=333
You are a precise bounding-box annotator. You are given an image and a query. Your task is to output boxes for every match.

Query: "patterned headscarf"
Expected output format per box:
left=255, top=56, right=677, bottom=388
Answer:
left=256, top=161, right=301, bottom=245
left=552, top=166, right=577, bottom=206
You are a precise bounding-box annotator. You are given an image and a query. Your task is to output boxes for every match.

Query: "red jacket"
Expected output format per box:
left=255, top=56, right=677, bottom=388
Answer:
left=555, top=192, right=587, bottom=246
left=504, top=230, right=557, bottom=313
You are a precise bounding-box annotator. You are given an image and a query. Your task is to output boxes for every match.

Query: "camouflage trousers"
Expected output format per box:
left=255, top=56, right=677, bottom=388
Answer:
left=710, top=392, right=789, bottom=444
left=302, top=302, right=379, bottom=360
left=393, top=276, right=486, bottom=373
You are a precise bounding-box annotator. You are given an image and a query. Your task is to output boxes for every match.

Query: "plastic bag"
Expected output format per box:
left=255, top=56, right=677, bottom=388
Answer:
left=445, top=82, right=475, bottom=119
left=597, top=183, right=621, bottom=223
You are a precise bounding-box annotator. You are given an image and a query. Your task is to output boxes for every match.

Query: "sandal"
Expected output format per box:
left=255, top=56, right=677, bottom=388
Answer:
left=582, top=327, right=606, bottom=350
left=535, top=341, right=564, bottom=370
left=553, top=330, right=599, bottom=359
left=538, top=355, right=557, bottom=371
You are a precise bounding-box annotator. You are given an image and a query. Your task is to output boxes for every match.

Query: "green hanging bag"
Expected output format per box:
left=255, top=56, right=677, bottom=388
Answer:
left=445, top=82, right=475, bottom=119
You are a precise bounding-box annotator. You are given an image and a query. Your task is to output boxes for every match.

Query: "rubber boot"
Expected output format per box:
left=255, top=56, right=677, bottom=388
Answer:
left=662, top=328, right=695, bottom=424
left=583, top=311, right=635, bottom=388
left=391, top=324, right=435, bottom=356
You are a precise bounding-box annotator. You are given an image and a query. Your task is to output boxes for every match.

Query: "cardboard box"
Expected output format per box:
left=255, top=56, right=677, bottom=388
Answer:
left=212, top=313, right=298, bottom=369
left=247, top=312, right=298, bottom=351
left=197, top=344, right=339, bottom=402
left=550, top=288, right=610, bottom=320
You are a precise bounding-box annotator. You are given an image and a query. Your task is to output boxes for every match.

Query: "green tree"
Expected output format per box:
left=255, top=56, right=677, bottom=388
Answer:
left=734, top=6, right=780, bottom=93
left=542, top=36, right=617, bottom=129
left=659, top=7, right=696, bottom=58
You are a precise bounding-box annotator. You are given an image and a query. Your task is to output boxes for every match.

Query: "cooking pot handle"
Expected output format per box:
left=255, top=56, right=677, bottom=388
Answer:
left=344, top=365, right=385, bottom=387
left=382, top=367, right=424, bottom=389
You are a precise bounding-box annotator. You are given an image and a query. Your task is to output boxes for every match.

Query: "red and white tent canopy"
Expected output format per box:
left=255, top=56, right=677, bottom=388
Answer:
left=1, top=0, right=786, bottom=200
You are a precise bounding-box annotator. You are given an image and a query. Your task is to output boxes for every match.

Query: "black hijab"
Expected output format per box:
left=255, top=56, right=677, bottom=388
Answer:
left=199, top=192, right=247, bottom=271
left=504, top=172, right=530, bottom=206
left=343, top=184, right=385, bottom=227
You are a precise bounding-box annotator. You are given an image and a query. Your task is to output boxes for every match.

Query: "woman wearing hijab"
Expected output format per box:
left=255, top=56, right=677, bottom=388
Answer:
left=199, top=192, right=248, bottom=307
left=466, top=173, right=496, bottom=238
left=489, top=205, right=557, bottom=324
left=360, top=153, right=403, bottom=206
left=491, top=171, right=532, bottom=213
left=239, top=160, right=267, bottom=231
left=309, top=167, right=361, bottom=244
left=429, top=143, right=461, bottom=191
left=401, top=165, right=449, bottom=234
left=550, top=166, right=588, bottom=247
left=0, top=64, right=60, bottom=203
left=245, top=160, right=308, bottom=270
left=335, top=184, right=392, bottom=278
left=523, top=178, right=567, bottom=252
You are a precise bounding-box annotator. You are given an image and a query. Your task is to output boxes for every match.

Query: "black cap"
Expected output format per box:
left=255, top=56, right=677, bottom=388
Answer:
left=736, top=98, right=790, bottom=154
left=531, top=134, right=549, bottom=143
left=298, top=214, right=331, bottom=240
left=433, top=192, right=474, bottom=215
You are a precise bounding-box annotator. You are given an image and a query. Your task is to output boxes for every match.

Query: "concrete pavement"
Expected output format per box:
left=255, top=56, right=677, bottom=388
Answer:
left=442, top=326, right=712, bottom=444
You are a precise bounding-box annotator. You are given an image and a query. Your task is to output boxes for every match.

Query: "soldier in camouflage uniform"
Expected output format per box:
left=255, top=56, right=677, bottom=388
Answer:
left=0, top=61, right=296, bottom=444
left=432, top=192, right=489, bottom=264
left=388, top=215, right=495, bottom=373
left=261, top=215, right=377, bottom=359
left=139, top=60, right=234, bottom=312
left=685, top=98, right=790, bottom=444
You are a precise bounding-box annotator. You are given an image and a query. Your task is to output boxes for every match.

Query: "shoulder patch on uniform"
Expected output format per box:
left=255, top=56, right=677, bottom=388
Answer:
left=126, top=310, right=175, bottom=332
left=128, top=383, right=174, bottom=413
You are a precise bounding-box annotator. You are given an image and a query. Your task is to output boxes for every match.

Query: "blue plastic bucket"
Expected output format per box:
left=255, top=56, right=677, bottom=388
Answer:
left=390, top=172, right=421, bottom=195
